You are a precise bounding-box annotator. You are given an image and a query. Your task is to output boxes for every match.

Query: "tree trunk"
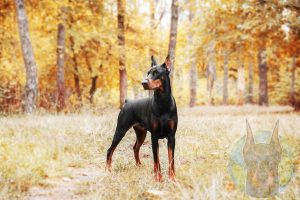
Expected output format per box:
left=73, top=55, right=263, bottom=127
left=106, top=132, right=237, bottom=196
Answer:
left=290, top=55, right=296, bottom=105
left=237, top=64, right=245, bottom=105
left=247, top=51, right=254, bottom=104
left=168, top=0, right=179, bottom=81
left=56, top=23, right=65, bottom=112
left=148, top=0, right=155, bottom=97
left=258, top=47, right=268, bottom=106
left=14, top=0, right=38, bottom=113
left=149, top=0, right=155, bottom=56
left=223, top=51, right=229, bottom=105
left=89, top=76, right=98, bottom=104
left=70, top=36, right=82, bottom=101
left=85, top=54, right=98, bottom=104
left=206, top=41, right=216, bottom=105
left=237, top=52, right=245, bottom=105
left=117, top=0, right=127, bottom=108
left=188, top=1, right=197, bottom=107
left=189, top=64, right=197, bottom=107
left=257, top=1, right=268, bottom=106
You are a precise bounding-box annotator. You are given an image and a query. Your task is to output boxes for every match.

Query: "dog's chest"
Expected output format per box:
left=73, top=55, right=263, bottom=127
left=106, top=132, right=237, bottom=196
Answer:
left=151, top=115, right=174, bottom=138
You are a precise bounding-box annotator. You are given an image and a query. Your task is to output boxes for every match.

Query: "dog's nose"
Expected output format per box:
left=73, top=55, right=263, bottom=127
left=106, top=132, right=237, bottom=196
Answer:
left=142, top=78, right=149, bottom=90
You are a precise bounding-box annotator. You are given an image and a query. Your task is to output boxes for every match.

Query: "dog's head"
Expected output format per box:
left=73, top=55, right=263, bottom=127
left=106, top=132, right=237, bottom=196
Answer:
left=142, top=55, right=171, bottom=91
left=243, top=121, right=282, bottom=197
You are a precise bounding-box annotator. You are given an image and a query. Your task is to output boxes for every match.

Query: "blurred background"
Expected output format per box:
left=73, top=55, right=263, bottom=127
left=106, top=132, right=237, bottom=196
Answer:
left=0, top=0, right=299, bottom=113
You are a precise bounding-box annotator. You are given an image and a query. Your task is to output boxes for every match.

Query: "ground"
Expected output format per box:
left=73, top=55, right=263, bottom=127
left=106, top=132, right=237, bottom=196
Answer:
left=0, top=106, right=299, bottom=200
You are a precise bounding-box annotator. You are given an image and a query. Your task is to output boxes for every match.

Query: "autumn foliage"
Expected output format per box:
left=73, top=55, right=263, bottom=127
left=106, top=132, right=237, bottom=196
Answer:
left=0, top=0, right=299, bottom=113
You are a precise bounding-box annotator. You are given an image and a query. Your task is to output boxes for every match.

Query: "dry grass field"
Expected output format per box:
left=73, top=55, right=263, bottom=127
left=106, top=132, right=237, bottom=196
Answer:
left=0, top=106, right=299, bottom=200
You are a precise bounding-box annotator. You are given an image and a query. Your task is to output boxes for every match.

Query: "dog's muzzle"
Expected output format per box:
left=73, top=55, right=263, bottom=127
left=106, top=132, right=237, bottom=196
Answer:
left=142, top=79, right=149, bottom=90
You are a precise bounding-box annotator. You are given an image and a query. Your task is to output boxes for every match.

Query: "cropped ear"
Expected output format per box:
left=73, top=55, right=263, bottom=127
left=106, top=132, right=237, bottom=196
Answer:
left=151, top=56, right=157, bottom=67
left=270, top=120, right=282, bottom=153
left=164, top=55, right=171, bottom=72
left=243, top=120, right=254, bottom=153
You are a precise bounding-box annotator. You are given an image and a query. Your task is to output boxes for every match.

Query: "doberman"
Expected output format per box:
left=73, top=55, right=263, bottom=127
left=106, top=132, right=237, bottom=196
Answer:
left=106, top=55, right=178, bottom=181
left=243, top=121, right=282, bottom=197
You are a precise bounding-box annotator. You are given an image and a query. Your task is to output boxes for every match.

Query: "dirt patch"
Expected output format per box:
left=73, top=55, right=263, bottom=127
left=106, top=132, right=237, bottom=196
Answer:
left=25, top=165, right=104, bottom=200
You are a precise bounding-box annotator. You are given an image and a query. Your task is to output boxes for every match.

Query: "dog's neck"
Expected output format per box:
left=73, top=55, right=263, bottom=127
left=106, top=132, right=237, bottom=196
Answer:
left=152, top=75, right=173, bottom=113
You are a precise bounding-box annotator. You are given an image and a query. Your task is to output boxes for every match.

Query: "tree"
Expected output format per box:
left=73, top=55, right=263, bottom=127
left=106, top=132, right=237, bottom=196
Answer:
left=117, top=0, right=127, bottom=108
left=67, top=4, right=82, bottom=102
left=118, top=0, right=127, bottom=108
left=247, top=49, right=254, bottom=104
left=69, top=36, right=82, bottom=101
left=168, top=0, right=179, bottom=80
left=289, top=55, right=296, bottom=104
left=237, top=49, right=245, bottom=105
left=56, top=23, right=66, bottom=112
left=84, top=51, right=99, bottom=104
left=257, top=1, right=270, bottom=106
left=206, top=41, right=216, bottom=105
left=149, top=0, right=155, bottom=57
left=287, top=0, right=300, bottom=108
left=14, top=0, right=38, bottom=113
left=258, top=44, right=268, bottom=106
left=223, top=50, right=229, bottom=105
left=148, top=0, right=156, bottom=97
left=188, top=0, right=197, bottom=107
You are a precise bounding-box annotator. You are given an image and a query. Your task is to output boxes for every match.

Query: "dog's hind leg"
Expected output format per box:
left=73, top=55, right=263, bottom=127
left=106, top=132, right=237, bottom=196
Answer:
left=106, top=109, right=133, bottom=171
left=133, top=125, right=147, bottom=166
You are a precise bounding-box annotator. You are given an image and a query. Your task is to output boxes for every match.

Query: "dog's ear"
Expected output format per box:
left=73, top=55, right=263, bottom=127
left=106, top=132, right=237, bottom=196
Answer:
left=243, top=120, right=254, bottom=153
left=270, top=120, right=281, bottom=153
left=151, top=56, right=157, bottom=67
left=164, top=55, right=171, bottom=72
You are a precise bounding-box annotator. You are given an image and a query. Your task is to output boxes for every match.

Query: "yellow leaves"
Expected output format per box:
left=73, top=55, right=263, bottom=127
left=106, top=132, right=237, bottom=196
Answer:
left=1, top=0, right=299, bottom=110
left=225, top=181, right=235, bottom=192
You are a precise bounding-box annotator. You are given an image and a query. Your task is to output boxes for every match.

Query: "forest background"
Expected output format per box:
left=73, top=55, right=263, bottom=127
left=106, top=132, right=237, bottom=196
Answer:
left=1, top=0, right=300, bottom=113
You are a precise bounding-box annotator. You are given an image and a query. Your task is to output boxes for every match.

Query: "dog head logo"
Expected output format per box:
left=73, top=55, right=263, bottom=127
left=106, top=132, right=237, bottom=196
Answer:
left=243, top=120, right=282, bottom=198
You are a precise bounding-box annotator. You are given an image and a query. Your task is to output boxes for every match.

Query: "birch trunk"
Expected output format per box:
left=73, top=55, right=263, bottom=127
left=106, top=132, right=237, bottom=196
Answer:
left=14, top=0, right=38, bottom=113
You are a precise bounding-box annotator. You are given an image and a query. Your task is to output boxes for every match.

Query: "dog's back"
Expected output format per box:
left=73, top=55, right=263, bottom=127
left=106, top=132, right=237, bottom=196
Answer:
left=121, top=98, right=152, bottom=128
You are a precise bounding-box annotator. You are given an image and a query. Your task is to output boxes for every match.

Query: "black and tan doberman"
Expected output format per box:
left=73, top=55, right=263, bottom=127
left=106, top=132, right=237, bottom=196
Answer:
left=106, top=55, right=178, bottom=181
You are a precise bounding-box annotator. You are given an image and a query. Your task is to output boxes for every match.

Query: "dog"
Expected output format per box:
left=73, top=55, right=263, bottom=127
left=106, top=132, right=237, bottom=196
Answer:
left=106, top=55, right=178, bottom=181
left=243, top=120, right=282, bottom=197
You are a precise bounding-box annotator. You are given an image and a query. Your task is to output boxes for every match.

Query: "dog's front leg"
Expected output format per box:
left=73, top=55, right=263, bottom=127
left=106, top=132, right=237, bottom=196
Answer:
left=151, top=135, right=162, bottom=181
left=167, top=135, right=175, bottom=181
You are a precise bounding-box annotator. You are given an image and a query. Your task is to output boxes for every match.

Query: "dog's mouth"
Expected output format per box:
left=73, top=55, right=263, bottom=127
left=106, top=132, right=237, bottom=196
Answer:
left=142, top=81, right=149, bottom=90
left=142, top=79, right=162, bottom=90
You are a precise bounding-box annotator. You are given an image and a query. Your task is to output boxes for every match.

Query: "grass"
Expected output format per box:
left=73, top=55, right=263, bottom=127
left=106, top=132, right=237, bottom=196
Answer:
left=0, top=106, right=299, bottom=199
